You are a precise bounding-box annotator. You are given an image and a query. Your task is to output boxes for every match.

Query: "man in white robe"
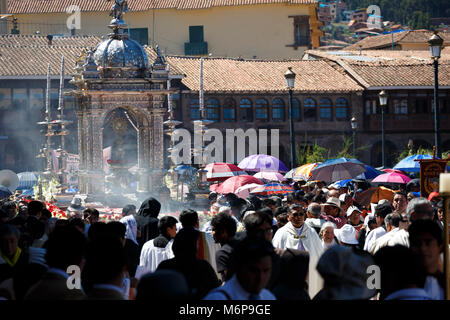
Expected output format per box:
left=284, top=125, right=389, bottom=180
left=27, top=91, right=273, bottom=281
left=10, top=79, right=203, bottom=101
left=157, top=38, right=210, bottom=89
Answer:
left=135, top=216, right=178, bottom=279
left=272, top=204, right=324, bottom=299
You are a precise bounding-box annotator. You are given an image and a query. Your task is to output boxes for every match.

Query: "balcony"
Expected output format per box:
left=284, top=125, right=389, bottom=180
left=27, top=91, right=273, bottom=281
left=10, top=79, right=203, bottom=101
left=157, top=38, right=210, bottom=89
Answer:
left=184, top=42, right=208, bottom=56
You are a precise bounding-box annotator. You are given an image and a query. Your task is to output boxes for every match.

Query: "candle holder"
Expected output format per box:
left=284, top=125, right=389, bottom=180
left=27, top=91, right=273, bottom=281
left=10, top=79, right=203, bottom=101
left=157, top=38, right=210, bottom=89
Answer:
left=439, top=173, right=450, bottom=300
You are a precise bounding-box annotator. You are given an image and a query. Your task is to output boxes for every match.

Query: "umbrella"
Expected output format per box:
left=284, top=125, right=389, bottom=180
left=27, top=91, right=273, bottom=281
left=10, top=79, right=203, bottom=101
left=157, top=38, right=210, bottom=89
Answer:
left=205, top=162, right=246, bottom=182
left=371, top=172, right=411, bottom=184
left=0, top=185, right=12, bottom=199
left=209, top=183, right=219, bottom=192
left=310, top=158, right=366, bottom=182
left=334, top=179, right=353, bottom=188
left=292, top=163, right=320, bottom=181
left=216, top=175, right=264, bottom=194
left=382, top=168, right=407, bottom=174
left=235, top=183, right=262, bottom=199
left=238, top=154, right=288, bottom=173
left=394, top=154, right=434, bottom=173
left=250, top=183, right=294, bottom=196
left=284, top=167, right=298, bottom=179
left=353, top=165, right=384, bottom=180
left=355, top=186, right=396, bottom=207
left=17, top=172, right=39, bottom=190
left=253, top=171, right=287, bottom=182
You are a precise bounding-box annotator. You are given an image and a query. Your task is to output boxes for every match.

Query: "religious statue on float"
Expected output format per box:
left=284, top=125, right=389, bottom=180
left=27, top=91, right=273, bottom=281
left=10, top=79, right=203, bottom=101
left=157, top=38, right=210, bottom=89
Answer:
left=107, top=0, right=129, bottom=21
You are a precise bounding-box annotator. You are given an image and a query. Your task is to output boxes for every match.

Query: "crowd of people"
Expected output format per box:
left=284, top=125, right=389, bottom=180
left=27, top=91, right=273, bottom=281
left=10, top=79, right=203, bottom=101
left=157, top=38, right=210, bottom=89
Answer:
left=0, top=178, right=447, bottom=300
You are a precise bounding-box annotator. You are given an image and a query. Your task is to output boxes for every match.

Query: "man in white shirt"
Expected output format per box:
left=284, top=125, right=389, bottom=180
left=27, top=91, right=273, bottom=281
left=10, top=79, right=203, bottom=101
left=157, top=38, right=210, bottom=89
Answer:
left=369, top=213, right=402, bottom=254
left=272, top=204, right=324, bottom=298
left=204, top=237, right=276, bottom=300
left=305, top=202, right=325, bottom=235
left=364, top=202, right=393, bottom=252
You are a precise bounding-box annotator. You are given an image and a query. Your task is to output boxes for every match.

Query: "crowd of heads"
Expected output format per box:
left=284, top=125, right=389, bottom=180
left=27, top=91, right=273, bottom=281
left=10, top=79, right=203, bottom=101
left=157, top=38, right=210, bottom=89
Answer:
left=0, top=174, right=448, bottom=300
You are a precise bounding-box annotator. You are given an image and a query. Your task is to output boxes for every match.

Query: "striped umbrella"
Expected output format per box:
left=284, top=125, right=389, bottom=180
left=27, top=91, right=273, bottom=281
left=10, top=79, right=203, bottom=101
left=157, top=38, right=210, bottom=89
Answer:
left=250, top=183, right=294, bottom=196
left=17, top=172, right=39, bottom=190
left=205, top=162, right=246, bottom=182
left=292, top=163, right=320, bottom=181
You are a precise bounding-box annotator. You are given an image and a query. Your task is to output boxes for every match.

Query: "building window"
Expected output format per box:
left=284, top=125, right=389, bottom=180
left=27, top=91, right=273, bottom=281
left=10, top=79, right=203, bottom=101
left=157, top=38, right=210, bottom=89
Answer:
left=414, top=99, right=428, bottom=114
left=291, top=16, right=311, bottom=47
left=12, top=88, right=28, bottom=109
left=185, top=26, right=207, bottom=55
left=206, top=98, right=219, bottom=122
left=189, top=98, right=200, bottom=120
left=272, top=98, right=285, bottom=121
left=239, top=98, right=253, bottom=122
left=129, top=28, right=148, bottom=45
left=365, top=99, right=378, bottom=115
left=292, top=98, right=300, bottom=120
left=0, top=88, right=11, bottom=109
left=336, top=97, right=348, bottom=120
left=393, top=99, right=408, bottom=114
left=223, top=98, right=236, bottom=122
left=30, top=88, right=44, bottom=110
left=256, top=98, right=268, bottom=121
left=304, top=98, right=317, bottom=122
left=319, top=98, right=332, bottom=121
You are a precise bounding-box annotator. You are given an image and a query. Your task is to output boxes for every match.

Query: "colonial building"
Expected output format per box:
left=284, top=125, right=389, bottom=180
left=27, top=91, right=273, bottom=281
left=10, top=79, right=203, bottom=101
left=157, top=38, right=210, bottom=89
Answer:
left=4, top=0, right=324, bottom=59
left=304, top=49, right=450, bottom=167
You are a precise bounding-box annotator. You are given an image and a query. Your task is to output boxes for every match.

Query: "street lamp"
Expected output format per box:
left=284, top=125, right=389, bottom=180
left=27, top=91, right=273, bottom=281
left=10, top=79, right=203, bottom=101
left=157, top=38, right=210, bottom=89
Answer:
left=351, top=116, right=357, bottom=157
left=428, top=32, right=444, bottom=159
left=378, top=90, right=388, bottom=168
left=285, top=67, right=296, bottom=169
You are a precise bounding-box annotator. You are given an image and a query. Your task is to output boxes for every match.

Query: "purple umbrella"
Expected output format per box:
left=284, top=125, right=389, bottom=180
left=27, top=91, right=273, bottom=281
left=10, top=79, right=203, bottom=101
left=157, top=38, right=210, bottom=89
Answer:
left=238, top=154, right=289, bottom=173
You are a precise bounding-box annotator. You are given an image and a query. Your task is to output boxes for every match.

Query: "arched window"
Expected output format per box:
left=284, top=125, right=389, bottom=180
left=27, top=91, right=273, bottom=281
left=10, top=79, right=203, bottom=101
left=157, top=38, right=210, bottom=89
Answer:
left=292, top=98, right=300, bottom=120
left=336, top=98, right=348, bottom=120
left=223, top=98, right=236, bottom=122
left=272, top=98, right=285, bottom=121
left=239, top=98, right=253, bottom=122
left=304, top=98, right=316, bottom=122
left=320, top=98, right=332, bottom=121
left=256, top=98, right=268, bottom=121
left=190, top=98, right=200, bottom=120
left=206, top=98, right=220, bottom=122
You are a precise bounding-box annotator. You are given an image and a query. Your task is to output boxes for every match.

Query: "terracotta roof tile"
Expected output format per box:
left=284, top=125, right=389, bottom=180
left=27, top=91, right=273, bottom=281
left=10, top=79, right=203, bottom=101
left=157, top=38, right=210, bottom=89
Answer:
left=164, top=56, right=363, bottom=93
left=345, top=30, right=450, bottom=51
left=8, top=0, right=316, bottom=14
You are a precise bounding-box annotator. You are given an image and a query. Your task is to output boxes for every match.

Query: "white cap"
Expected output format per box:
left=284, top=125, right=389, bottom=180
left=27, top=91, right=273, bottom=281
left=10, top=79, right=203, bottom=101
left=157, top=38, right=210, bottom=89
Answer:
left=334, top=224, right=358, bottom=245
left=339, top=193, right=352, bottom=202
left=346, top=205, right=362, bottom=217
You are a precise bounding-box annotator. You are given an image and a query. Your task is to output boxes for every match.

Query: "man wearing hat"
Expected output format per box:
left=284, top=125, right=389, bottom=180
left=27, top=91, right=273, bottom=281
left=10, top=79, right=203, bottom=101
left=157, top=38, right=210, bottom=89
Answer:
left=320, top=197, right=347, bottom=229
left=334, top=224, right=359, bottom=247
left=66, top=196, right=85, bottom=219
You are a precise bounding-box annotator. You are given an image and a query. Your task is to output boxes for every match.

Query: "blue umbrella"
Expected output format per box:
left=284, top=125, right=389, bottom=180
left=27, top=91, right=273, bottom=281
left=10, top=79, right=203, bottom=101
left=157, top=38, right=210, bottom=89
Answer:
left=0, top=185, right=12, bottom=199
left=334, top=179, right=353, bottom=188
left=393, top=154, right=434, bottom=173
left=17, top=172, right=39, bottom=190
left=310, top=158, right=366, bottom=182
left=21, top=188, right=35, bottom=196
left=354, top=165, right=384, bottom=180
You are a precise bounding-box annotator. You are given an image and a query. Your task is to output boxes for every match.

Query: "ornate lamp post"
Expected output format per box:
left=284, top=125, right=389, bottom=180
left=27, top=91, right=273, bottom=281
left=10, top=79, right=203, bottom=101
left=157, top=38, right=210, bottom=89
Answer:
left=351, top=116, right=357, bottom=158
left=284, top=67, right=296, bottom=169
left=378, top=90, right=388, bottom=168
left=428, top=32, right=444, bottom=159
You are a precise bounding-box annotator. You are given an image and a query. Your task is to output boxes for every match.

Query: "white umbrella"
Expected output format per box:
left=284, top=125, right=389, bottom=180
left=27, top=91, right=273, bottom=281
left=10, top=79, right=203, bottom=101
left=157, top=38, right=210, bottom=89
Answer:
left=253, top=171, right=287, bottom=182
left=235, top=183, right=262, bottom=199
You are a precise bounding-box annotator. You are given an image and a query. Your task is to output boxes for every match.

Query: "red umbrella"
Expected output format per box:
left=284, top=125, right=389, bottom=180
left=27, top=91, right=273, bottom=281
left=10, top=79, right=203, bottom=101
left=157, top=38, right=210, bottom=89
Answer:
left=371, top=172, right=411, bottom=184
left=216, top=175, right=264, bottom=194
left=205, top=162, right=246, bottom=182
left=382, top=168, right=406, bottom=174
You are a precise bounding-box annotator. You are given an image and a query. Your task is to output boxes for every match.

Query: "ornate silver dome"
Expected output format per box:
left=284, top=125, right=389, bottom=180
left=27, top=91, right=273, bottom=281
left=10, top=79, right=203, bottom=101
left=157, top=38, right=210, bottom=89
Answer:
left=93, top=37, right=149, bottom=70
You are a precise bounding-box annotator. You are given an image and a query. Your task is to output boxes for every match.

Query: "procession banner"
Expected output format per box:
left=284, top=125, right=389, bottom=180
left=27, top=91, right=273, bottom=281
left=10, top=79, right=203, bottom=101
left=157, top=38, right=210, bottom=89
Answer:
left=418, top=159, right=449, bottom=199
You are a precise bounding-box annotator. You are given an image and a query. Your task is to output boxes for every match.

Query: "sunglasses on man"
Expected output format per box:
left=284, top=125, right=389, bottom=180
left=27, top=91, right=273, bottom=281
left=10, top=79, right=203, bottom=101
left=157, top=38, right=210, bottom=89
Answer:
left=290, top=211, right=305, bottom=217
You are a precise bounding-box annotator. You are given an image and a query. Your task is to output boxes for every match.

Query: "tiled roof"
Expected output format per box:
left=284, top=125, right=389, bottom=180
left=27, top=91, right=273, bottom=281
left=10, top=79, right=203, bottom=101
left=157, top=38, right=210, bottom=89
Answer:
left=164, top=56, right=363, bottom=93
left=340, top=59, right=450, bottom=88
left=0, top=34, right=101, bottom=76
left=8, top=0, right=317, bottom=14
left=306, top=48, right=450, bottom=62
left=345, top=30, right=450, bottom=51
